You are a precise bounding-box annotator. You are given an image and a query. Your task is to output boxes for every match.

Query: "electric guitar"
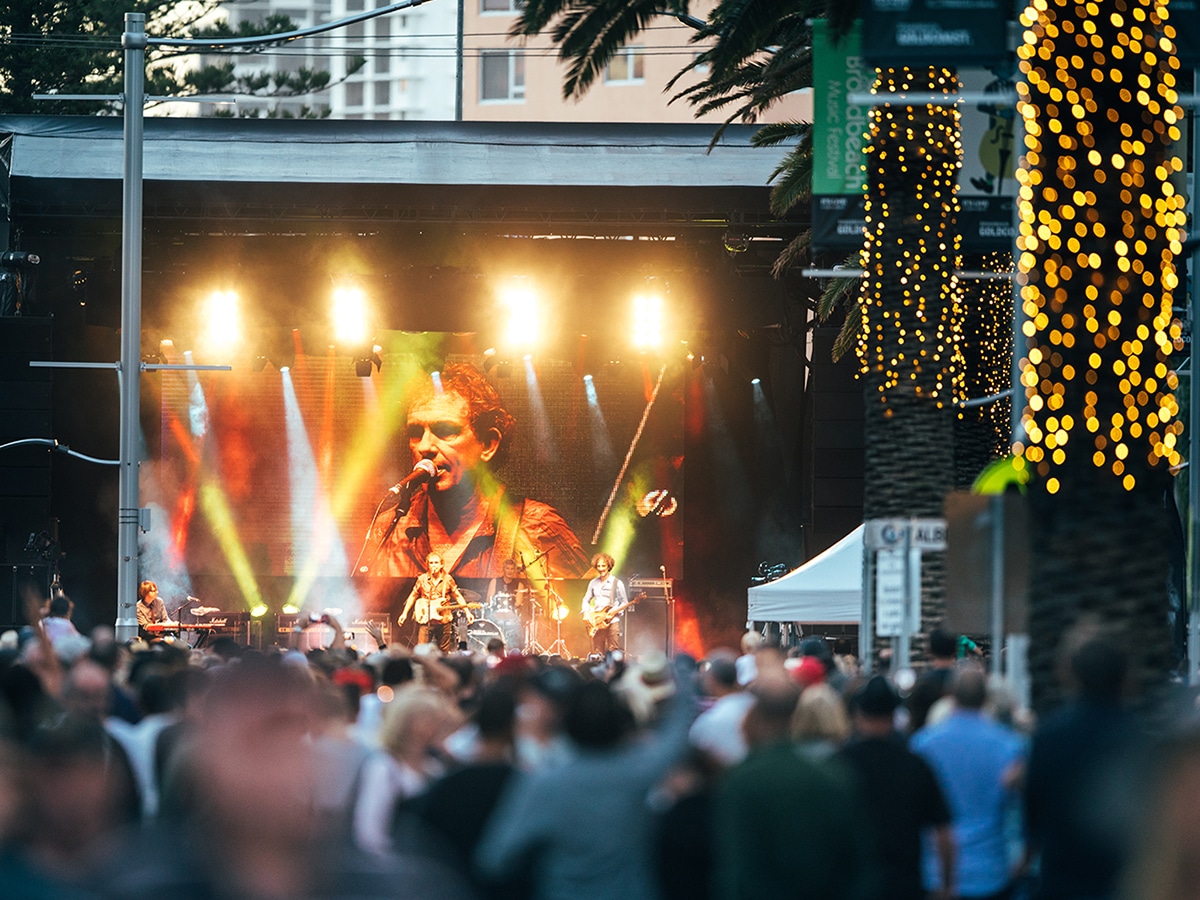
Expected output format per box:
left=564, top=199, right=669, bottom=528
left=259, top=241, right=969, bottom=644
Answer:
left=584, top=593, right=644, bottom=637
left=409, top=599, right=483, bottom=626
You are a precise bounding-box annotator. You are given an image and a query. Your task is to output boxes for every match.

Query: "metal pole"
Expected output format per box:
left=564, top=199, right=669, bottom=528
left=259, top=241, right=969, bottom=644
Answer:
left=1190, top=68, right=1200, bottom=685
left=990, top=494, right=1004, bottom=677
left=116, top=12, right=146, bottom=643
left=454, top=0, right=464, bottom=121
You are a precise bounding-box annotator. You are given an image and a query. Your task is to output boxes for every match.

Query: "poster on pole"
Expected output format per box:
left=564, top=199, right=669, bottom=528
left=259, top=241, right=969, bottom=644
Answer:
left=811, top=21, right=872, bottom=253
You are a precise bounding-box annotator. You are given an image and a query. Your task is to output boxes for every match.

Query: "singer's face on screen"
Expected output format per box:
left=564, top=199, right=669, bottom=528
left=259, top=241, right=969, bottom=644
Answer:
left=407, top=391, right=500, bottom=492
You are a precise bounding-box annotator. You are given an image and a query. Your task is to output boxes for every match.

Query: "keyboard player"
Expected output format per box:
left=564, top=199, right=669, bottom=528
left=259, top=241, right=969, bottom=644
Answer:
left=137, top=580, right=169, bottom=640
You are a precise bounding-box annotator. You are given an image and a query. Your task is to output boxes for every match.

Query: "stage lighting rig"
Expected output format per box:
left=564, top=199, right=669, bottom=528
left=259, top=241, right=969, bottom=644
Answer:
left=354, top=343, right=383, bottom=377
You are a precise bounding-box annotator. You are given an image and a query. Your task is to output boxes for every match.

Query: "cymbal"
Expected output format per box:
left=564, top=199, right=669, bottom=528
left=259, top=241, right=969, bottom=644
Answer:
left=460, top=589, right=482, bottom=603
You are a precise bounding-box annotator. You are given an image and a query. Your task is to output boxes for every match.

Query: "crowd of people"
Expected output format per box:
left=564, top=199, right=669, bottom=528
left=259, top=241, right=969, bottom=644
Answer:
left=0, top=605, right=1196, bottom=900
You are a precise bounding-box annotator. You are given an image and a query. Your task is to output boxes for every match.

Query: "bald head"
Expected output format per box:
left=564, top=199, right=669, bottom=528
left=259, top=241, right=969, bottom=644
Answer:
left=952, top=666, right=988, bottom=710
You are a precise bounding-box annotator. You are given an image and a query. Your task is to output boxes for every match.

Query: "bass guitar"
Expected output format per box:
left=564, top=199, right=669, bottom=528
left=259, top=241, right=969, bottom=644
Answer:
left=584, top=593, right=644, bottom=637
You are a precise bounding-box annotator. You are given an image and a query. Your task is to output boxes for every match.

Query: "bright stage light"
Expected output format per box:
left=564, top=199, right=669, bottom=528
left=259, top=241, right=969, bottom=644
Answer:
left=203, top=290, right=241, bottom=351
left=499, top=284, right=539, bottom=350
left=632, top=292, right=663, bottom=350
left=250, top=604, right=268, bottom=618
left=281, top=603, right=300, bottom=615
left=332, top=286, right=369, bottom=345
left=751, top=377, right=761, bottom=385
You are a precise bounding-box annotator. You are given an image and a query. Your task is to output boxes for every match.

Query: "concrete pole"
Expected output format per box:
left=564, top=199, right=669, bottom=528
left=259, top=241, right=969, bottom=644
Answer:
left=116, top=12, right=146, bottom=642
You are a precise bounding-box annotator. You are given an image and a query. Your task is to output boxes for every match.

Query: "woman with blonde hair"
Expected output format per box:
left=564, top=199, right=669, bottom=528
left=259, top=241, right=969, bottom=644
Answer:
left=792, top=682, right=851, bottom=759
left=353, top=687, right=463, bottom=855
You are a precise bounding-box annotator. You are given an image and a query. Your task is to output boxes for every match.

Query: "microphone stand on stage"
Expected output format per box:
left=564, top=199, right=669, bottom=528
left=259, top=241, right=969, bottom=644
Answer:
left=521, top=548, right=569, bottom=657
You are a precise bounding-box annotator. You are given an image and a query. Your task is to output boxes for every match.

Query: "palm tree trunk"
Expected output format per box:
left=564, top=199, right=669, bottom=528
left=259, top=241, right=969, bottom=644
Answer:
left=861, top=65, right=962, bottom=664
left=1016, top=0, right=1184, bottom=710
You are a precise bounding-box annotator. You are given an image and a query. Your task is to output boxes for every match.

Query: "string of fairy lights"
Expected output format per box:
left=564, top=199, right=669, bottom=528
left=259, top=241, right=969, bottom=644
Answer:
left=1012, top=0, right=1186, bottom=493
left=859, top=66, right=966, bottom=411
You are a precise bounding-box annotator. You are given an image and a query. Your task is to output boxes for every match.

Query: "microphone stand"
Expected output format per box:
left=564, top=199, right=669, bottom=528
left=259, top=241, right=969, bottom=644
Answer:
left=520, top=549, right=550, bottom=655
left=352, top=486, right=416, bottom=577
left=541, top=550, right=570, bottom=658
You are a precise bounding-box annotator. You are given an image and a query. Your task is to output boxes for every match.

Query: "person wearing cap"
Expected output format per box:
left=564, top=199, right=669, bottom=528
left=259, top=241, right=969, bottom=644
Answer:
left=837, top=675, right=955, bottom=900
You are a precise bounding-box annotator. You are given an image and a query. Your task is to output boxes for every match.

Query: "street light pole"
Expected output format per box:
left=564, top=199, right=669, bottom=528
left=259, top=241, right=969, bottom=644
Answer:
left=116, top=12, right=146, bottom=642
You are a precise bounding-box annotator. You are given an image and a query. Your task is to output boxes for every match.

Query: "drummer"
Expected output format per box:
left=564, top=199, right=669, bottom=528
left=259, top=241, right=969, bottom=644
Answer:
left=485, top=558, right=531, bottom=617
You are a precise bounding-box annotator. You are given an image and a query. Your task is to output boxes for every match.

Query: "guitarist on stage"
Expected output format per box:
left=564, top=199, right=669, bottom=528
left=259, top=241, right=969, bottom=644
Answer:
left=399, top=552, right=474, bottom=653
left=581, top=553, right=628, bottom=656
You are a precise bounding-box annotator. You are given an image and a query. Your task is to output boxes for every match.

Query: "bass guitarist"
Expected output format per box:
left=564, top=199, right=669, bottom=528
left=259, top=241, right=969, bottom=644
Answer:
left=399, top=552, right=476, bottom=653
left=581, top=552, right=628, bottom=656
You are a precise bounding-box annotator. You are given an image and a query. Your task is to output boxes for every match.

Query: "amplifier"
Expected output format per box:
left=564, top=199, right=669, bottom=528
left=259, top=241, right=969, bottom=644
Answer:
left=629, top=578, right=673, bottom=590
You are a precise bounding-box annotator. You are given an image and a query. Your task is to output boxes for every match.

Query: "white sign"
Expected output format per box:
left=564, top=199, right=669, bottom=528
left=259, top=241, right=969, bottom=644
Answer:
left=865, top=517, right=948, bottom=551
left=876, top=547, right=907, bottom=636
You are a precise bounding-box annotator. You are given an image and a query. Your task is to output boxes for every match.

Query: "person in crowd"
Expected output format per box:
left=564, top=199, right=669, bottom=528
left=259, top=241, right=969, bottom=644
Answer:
left=398, top=552, right=472, bottom=653
left=135, top=581, right=168, bottom=640
left=792, top=681, right=852, bottom=760
left=715, top=673, right=874, bottom=899
left=1024, top=633, right=1149, bottom=900
left=41, top=593, right=80, bottom=646
left=908, top=628, right=960, bottom=733
left=912, top=665, right=1026, bottom=900
left=106, top=654, right=474, bottom=898
left=688, top=650, right=755, bottom=768
left=833, top=637, right=861, bottom=679
left=353, top=686, right=464, bottom=855
left=476, top=657, right=696, bottom=899
left=404, top=681, right=528, bottom=899
left=310, top=680, right=376, bottom=839
left=364, top=362, right=589, bottom=581
left=580, top=552, right=629, bottom=656
left=838, top=675, right=955, bottom=900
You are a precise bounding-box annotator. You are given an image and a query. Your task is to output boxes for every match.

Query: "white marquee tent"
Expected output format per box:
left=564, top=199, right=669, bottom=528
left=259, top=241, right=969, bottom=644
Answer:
left=746, top=526, right=863, bottom=623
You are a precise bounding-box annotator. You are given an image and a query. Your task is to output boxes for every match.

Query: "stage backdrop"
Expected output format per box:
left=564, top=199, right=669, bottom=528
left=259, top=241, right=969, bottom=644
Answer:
left=147, top=331, right=683, bottom=649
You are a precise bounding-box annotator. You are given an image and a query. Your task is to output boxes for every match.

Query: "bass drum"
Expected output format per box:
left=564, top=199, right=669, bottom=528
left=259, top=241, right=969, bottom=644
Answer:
left=467, top=619, right=504, bottom=654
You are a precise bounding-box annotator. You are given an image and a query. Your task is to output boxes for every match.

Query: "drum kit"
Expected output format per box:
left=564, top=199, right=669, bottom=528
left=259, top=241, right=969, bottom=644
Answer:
left=464, top=585, right=572, bottom=655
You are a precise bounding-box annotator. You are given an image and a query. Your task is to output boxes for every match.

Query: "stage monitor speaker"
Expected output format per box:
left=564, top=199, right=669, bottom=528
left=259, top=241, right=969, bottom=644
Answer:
left=623, top=597, right=670, bottom=658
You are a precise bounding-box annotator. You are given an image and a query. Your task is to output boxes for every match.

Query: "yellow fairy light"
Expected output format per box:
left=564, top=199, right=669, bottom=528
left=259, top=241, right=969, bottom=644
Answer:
left=1015, top=0, right=1181, bottom=489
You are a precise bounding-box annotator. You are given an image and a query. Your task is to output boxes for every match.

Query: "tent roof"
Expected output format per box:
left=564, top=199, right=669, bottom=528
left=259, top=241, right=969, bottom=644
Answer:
left=746, top=526, right=863, bottom=623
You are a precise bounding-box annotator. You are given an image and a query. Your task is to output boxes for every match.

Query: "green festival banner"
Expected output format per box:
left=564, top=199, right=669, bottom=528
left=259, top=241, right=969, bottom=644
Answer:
left=811, top=21, right=871, bottom=252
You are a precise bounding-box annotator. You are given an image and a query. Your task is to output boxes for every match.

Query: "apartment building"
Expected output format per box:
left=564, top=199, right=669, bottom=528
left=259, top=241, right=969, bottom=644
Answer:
left=203, top=0, right=810, bottom=124
left=461, top=0, right=812, bottom=123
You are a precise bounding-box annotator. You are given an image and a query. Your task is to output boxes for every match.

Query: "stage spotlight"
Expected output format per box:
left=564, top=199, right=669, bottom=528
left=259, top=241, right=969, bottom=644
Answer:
left=251, top=355, right=268, bottom=373
left=203, top=290, right=241, bottom=352
left=332, top=285, right=369, bottom=345
left=249, top=604, right=269, bottom=618
left=499, top=282, right=539, bottom=350
left=281, top=603, right=300, bottom=615
left=632, top=290, right=663, bottom=350
left=751, top=377, right=761, bottom=385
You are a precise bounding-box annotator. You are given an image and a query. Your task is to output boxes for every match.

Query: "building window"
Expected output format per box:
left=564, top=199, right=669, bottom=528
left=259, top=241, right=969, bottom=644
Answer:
left=376, top=53, right=390, bottom=74
left=480, top=51, right=525, bottom=101
left=605, top=46, right=644, bottom=84
left=345, top=81, right=364, bottom=106
left=375, top=81, right=391, bottom=105
left=481, top=0, right=519, bottom=12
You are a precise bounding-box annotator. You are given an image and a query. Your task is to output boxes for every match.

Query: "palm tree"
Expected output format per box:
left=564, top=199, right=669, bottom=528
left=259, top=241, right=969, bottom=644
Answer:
left=1014, top=0, right=1183, bottom=709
